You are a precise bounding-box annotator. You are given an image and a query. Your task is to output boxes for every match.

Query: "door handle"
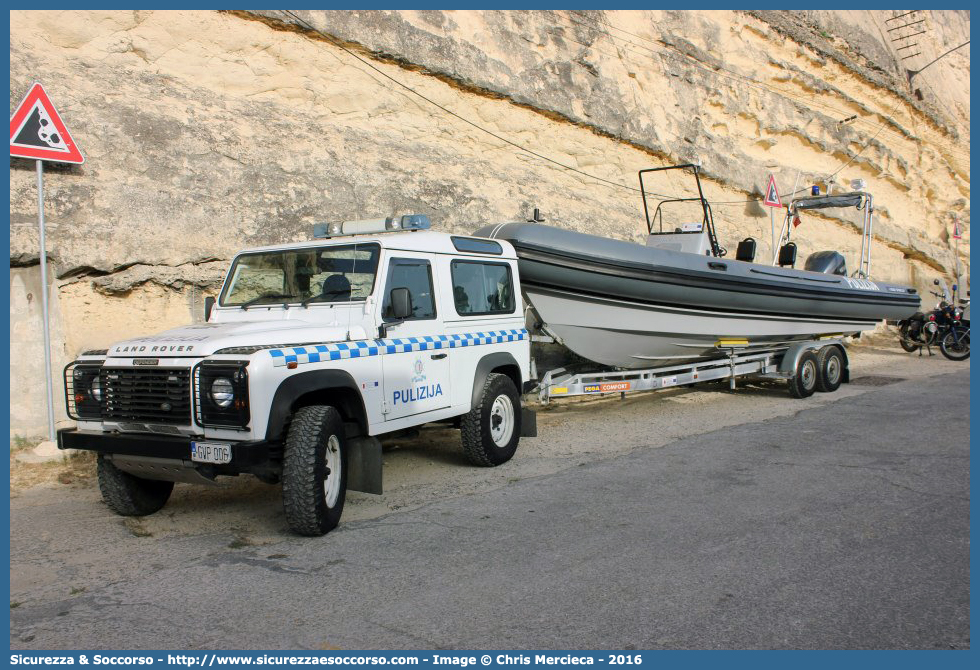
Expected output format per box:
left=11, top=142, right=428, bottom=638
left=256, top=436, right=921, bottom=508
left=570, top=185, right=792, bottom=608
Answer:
left=430, top=353, right=447, bottom=360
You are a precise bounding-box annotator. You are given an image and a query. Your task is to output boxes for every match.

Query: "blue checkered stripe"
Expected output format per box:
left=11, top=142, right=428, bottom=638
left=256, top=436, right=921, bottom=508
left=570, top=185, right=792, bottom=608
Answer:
left=269, top=329, right=528, bottom=367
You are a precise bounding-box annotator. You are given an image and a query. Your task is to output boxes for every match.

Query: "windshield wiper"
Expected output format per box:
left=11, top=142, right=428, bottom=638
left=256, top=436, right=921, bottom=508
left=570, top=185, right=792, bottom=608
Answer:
left=240, top=292, right=294, bottom=310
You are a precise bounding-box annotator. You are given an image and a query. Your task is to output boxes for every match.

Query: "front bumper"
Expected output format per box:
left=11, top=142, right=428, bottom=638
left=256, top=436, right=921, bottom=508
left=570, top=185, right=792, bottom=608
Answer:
left=57, top=428, right=277, bottom=471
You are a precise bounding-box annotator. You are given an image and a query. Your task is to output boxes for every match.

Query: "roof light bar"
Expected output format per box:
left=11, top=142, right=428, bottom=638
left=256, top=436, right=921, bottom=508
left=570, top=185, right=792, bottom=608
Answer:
left=313, top=214, right=431, bottom=239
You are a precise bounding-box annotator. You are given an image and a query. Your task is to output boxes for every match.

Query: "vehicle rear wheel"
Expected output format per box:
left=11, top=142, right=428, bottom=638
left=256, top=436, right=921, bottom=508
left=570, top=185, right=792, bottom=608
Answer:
left=815, top=346, right=845, bottom=393
left=898, top=324, right=920, bottom=352
left=97, top=455, right=174, bottom=516
left=788, top=350, right=818, bottom=399
left=282, top=405, right=348, bottom=536
left=939, top=329, right=970, bottom=361
left=461, top=373, right=521, bottom=467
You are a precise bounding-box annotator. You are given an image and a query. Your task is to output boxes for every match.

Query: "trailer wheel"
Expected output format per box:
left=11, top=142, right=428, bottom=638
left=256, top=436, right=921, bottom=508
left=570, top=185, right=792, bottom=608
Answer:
left=97, top=455, right=174, bottom=517
left=815, top=346, right=845, bottom=393
left=461, top=373, right=521, bottom=467
left=282, top=405, right=348, bottom=536
left=787, top=350, right=818, bottom=399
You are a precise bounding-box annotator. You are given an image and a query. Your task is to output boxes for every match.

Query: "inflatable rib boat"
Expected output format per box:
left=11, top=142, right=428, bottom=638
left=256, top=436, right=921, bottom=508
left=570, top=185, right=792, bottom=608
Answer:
left=475, top=165, right=920, bottom=368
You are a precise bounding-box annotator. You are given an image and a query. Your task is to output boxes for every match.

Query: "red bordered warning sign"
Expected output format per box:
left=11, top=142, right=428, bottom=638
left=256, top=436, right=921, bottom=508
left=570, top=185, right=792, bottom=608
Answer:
left=10, top=82, right=84, bottom=164
left=952, top=218, right=962, bottom=239
left=763, top=174, right=781, bottom=208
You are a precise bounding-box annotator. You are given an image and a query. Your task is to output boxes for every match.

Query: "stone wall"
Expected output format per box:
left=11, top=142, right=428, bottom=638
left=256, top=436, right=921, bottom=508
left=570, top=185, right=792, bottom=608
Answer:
left=9, top=10, right=970, bottom=437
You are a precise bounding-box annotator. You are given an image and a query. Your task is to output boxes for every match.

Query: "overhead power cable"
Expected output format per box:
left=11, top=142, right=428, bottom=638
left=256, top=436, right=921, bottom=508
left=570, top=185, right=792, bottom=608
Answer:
left=275, top=9, right=914, bottom=209
left=562, top=10, right=970, bottom=161
left=278, top=9, right=649, bottom=197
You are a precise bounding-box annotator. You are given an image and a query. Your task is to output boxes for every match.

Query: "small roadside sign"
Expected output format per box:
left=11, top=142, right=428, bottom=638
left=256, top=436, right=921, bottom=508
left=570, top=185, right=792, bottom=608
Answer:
left=9, top=82, right=84, bottom=164
left=952, top=218, right=962, bottom=239
left=763, top=174, right=781, bottom=208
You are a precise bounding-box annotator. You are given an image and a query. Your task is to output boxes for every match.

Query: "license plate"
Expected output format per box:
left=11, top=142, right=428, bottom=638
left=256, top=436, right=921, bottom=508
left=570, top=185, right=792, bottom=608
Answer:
left=191, top=441, right=232, bottom=465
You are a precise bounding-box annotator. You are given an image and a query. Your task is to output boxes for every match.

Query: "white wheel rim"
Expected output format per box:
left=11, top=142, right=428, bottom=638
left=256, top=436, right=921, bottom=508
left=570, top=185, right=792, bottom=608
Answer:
left=802, top=360, right=816, bottom=389
left=323, top=434, right=341, bottom=508
left=825, top=356, right=841, bottom=385
left=489, top=394, right=515, bottom=448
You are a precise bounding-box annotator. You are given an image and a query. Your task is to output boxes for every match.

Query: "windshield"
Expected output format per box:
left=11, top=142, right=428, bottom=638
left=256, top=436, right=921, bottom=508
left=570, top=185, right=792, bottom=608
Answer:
left=220, top=243, right=381, bottom=307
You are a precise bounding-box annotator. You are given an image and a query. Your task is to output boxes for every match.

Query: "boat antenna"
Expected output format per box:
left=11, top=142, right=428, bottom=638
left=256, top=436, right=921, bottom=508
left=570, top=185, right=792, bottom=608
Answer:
left=527, top=208, right=545, bottom=223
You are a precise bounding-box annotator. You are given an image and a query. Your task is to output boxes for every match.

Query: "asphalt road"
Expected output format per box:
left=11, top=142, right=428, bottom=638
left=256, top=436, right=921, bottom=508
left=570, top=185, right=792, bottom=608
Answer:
left=10, top=370, right=970, bottom=650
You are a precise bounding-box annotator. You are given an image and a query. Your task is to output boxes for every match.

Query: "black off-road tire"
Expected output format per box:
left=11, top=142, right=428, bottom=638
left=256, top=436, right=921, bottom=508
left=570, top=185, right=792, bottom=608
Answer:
left=97, top=455, right=174, bottom=517
left=787, top=350, right=819, bottom=399
left=282, top=405, right=348, bottom=536
left=815, top=346, right=845, bottom=393
left=461, top=373, right=521, bottom=467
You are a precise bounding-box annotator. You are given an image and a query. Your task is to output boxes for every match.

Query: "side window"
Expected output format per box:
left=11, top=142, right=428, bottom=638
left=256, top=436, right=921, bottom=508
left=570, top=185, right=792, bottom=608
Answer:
left=450, top=261, right=515, bottom=316
left=381, top=258, right=437, bottom=322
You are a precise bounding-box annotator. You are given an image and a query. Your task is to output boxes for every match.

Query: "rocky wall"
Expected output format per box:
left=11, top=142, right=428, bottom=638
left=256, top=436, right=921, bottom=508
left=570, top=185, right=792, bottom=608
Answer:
left=8, top=10, right=970, bottom=437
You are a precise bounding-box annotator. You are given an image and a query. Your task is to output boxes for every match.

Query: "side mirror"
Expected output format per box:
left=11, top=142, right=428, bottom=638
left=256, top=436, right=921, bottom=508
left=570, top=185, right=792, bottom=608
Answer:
left=204, top=296, right=215, bottom=322
left=389, top=287, right=413, bottom=320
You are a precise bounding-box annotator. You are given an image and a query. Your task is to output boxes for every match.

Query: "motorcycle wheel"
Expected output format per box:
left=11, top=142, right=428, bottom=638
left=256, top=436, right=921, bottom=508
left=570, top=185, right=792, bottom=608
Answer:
left=898, top=324, right=920, bottom=352
left=939, top=330, right=970, bottom=361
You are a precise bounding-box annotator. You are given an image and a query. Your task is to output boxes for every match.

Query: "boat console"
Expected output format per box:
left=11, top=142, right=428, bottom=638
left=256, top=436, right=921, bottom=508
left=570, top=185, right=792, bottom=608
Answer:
left=645, top=223, right=712, bottom=256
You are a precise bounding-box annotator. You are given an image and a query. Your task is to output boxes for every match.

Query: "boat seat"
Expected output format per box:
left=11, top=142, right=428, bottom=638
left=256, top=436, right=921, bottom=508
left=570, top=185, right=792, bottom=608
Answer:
left=778, top=242, right=797, bottom=268
left=804, top=250, right=847, bottom=276
left=735, top=238, right=756, bottom=262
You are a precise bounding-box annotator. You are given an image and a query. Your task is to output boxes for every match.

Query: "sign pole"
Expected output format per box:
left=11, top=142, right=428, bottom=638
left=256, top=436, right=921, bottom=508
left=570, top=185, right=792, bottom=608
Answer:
left=953, top=215, right=962, bottom=301
left=36, top=159, right=56, bottom=442
left=770, top=208, right=775, bottom=259
left=11, top=82, right=84, bottom=444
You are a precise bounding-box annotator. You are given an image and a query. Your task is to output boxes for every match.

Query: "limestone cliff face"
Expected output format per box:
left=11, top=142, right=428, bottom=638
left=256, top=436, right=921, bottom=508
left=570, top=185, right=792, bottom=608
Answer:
left=8, top=10, right=970, bottom=436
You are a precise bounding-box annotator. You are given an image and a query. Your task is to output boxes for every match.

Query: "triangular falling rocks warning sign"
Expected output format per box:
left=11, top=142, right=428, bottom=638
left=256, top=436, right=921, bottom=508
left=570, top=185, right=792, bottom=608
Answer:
left=763, top=174, right=781, bottom=208
left=10, top=82, right=85, bottom=164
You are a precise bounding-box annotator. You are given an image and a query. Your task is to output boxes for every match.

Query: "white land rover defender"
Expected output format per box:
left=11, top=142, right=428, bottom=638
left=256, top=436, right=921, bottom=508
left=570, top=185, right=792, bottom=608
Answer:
left=59, top=215, right=536, bottom=535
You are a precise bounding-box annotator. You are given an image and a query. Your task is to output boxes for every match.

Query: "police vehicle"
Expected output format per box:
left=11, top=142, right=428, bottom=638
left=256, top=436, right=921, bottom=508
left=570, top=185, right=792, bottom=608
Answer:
left=59, top=215, right=535, bottom=536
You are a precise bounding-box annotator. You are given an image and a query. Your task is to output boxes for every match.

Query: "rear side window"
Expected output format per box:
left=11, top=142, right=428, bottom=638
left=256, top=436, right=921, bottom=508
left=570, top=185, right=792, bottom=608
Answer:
left=381, top=258, right=436, bottom=322
left=451, top=261, right=515, bottom=316
left=451, top=236, right=503, bottom=255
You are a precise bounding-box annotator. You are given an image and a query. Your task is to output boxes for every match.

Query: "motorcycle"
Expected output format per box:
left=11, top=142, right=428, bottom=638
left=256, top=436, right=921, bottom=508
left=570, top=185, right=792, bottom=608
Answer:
left=897, top=280, right=948, bottom=355
left=899, top=280, right=971, bottom=360
left=939, top=289, right=970, bottom=361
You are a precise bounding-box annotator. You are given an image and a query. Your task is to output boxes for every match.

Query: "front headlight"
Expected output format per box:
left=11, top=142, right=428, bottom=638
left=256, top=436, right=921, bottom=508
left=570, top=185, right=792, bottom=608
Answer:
left=65, top=362, right=104, bottom=420
left=194, top=362, right=250, bottom=428
left=210, top=377, right=234, bottom=408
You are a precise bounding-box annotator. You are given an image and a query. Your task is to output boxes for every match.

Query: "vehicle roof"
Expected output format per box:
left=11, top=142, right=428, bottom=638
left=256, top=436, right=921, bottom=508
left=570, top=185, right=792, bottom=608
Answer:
left=236, top=230, right=517, bottom=258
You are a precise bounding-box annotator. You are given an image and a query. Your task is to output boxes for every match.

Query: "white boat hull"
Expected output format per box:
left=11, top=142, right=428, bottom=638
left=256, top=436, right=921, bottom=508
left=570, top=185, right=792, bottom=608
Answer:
left=527, top=286, right=876, bottom=368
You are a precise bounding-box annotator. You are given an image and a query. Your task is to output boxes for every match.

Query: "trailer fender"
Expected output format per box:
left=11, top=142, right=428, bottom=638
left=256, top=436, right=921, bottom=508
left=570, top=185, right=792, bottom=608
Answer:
left=779, top=340, right=848, bottom=382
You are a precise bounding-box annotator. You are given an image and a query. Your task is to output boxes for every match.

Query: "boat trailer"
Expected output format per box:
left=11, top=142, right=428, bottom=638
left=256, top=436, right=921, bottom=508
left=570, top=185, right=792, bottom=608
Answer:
left=532, top=338, right=849, bottom=404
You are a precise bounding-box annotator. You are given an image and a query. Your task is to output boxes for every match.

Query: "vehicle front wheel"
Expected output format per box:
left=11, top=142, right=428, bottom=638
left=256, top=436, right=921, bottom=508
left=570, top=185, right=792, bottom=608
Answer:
left=461, top=373, right=521, bottom=467
left=97, top=455, right=174, bottom=516
left=939, top=329, right=970, bottom=361
left=788, top=350, right=818, bottom=399
left=282, top=405, right=348, bottom=536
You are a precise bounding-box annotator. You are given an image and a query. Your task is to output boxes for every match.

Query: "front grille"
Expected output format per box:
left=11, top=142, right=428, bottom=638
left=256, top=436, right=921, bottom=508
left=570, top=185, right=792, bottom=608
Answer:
left=102, top=368, right=192, bottom=424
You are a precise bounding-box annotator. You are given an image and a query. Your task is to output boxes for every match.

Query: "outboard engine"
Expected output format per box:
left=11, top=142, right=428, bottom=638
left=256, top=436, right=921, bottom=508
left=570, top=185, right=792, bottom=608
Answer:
left=804, top=250, right=847, bottom=276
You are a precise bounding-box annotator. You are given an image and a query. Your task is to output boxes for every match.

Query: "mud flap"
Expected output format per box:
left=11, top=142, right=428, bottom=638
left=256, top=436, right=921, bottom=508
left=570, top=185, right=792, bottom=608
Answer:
left=521, top=408, right=537, bottom=437
left=346, top=435, right=383, bottom=495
